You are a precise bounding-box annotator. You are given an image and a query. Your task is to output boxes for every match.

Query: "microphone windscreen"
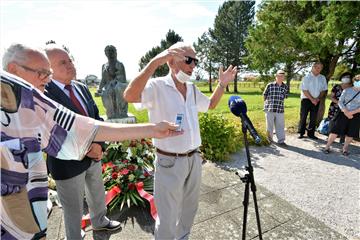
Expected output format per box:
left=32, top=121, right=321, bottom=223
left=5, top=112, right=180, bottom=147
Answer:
left=228, top=96, right=247, bottom=117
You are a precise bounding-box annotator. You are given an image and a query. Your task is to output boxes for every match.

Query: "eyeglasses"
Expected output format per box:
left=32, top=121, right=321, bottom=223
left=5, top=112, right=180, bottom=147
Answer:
left=18, top=64, right=52, bottom=80
left=184, top=56, right=199, bottom=66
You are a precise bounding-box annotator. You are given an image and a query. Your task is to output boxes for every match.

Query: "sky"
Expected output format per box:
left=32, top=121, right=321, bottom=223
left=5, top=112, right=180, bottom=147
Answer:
left=1, top=0, right=228, bottom=80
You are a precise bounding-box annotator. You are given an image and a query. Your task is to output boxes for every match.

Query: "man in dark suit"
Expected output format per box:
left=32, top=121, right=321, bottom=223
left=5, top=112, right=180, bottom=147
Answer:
left=45, top=46, right=121, bottom=240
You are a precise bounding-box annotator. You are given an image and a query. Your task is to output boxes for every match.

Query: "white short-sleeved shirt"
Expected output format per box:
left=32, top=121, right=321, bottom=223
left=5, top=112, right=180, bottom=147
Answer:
left=135, top=74, right=210, bottom=153
left=300, top=72, right=328, bottom=99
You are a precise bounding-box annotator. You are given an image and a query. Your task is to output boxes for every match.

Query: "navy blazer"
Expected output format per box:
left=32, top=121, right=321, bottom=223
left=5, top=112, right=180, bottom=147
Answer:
left=45, top=80, right=104, bottom=180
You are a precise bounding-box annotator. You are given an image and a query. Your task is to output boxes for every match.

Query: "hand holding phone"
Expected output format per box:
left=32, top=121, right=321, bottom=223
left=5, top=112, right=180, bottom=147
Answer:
left=175, top=113, right=184, bottom=132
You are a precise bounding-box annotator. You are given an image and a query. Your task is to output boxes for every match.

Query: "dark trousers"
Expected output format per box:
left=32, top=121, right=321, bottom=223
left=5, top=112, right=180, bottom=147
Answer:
left=298, top=98, right=319, bottom=136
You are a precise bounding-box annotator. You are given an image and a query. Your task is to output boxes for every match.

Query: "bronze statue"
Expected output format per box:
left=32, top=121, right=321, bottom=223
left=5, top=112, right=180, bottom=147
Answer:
left=97, top=45, right=128, bottom=119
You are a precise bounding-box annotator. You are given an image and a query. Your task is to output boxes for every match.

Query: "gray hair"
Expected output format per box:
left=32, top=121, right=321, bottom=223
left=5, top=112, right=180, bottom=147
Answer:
left=2, top=43, right=45, bottom=70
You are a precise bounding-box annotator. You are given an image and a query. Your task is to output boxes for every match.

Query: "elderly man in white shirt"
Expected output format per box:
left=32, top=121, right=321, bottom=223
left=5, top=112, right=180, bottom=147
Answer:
left=124, top=42, right=237, bottom=240
left=298, top=62, right=328, bottom=139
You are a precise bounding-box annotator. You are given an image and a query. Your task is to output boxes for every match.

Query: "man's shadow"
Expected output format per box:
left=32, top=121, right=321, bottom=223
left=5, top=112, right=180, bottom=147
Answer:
left=250, top=138, right=360, bottom=170
left=222, top=138, right=360, bottom=171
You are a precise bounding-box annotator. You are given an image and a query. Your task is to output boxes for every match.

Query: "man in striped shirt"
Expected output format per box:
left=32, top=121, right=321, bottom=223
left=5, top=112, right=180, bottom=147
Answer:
left=263, top=70, right=289, bottom=146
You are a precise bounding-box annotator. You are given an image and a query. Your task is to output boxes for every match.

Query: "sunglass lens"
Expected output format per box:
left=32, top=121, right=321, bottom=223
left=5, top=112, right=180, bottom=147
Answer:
left=185, top=57, right=198, bottom=66
left=185, top=57, right=192, bottom=65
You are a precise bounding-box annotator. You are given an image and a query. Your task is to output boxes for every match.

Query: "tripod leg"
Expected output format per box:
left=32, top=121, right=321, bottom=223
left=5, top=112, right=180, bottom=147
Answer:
left=242, top=178, right=250, bottom=240
left=251, top=186, right=263, bottom=240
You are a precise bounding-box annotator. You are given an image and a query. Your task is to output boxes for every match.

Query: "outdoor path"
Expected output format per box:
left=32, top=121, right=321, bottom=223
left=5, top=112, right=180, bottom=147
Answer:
left=47, top=134, right=359, bottom=240
left=222, top=133, right=360, bottom=239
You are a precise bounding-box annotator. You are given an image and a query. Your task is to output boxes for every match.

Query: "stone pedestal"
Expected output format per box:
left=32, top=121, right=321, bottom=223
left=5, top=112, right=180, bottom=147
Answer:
left=102, top=113, right=136, bottom=123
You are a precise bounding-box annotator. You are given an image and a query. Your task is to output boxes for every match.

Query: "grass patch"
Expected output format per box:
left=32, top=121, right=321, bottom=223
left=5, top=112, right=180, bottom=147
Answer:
left=90, top=83, right=331, bottom=137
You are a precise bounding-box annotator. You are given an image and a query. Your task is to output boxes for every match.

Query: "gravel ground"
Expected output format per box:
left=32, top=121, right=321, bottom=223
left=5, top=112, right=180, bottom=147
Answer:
left=220, top=134, right=360, bottom=240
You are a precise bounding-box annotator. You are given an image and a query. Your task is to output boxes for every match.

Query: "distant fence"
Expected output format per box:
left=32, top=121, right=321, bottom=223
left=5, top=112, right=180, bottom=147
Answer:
left=198, top=81, right=338, bottom=90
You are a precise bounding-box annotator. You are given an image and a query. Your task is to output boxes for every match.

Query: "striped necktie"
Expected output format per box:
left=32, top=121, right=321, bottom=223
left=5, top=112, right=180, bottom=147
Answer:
left=64, top=85, right=87, bottom=116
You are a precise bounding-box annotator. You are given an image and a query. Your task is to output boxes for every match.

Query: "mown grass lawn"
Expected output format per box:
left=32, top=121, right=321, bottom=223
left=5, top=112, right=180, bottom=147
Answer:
left=90, top=80, right=333, bottom=137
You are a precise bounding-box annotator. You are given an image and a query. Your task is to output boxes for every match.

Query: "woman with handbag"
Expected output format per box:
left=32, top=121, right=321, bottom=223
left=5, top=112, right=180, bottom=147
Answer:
left=324, top=74, right=360, bottom=156
left=327, top=72, right=353, bottom=141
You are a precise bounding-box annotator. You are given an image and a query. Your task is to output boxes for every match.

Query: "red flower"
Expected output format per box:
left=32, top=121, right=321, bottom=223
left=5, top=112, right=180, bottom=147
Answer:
left=128, top=183, right=136, bottom=190
left=113, top=166, right=119, bottom=172
left=120, top=169, right=129, bottom=175
left=111, top=173, right=118, bottom=179
left=123, top=160, right=128, bottom=164
left=144, top=172, right=150, bottom=177
left=127, top=165, right=136, bottom=171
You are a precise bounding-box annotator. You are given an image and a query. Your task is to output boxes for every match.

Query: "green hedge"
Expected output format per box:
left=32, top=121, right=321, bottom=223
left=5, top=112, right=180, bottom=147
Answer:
left=199, top=113, right=242, bottom=161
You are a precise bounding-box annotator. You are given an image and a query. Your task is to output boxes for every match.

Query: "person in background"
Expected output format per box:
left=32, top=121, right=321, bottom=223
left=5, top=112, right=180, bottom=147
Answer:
left=123, top=42, right=237, bottom=240
left=298, top=62, right=328, bottom=139
left=263, top=69, right=289, bottom=146
left=327, top=72, right=353, bottom=143
left=324, top=74, right=360, bottom=155
left=1, top=43, right=180, bottom=240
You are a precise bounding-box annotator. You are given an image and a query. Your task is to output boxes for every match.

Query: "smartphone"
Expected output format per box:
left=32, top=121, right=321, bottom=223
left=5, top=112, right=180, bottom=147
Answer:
left=175, top=113, right=184, bottom=131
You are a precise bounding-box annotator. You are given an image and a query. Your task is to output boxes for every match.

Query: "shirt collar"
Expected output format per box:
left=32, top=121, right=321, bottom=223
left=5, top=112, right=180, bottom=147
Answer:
left=164, top=72, right=191, bottom=89
left=51, top=79, right=74, bottom=91
left=164, top=73, right=176, bottom=88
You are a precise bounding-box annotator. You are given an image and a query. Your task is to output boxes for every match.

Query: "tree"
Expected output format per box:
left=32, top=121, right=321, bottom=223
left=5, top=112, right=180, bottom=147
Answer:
left=194, top=31, right=218, bottom=92
left=210, top=1, right=255, bottom=93
left=139, top=29, right=183, bottom=77
left=245, top=1, right=360, bottom=122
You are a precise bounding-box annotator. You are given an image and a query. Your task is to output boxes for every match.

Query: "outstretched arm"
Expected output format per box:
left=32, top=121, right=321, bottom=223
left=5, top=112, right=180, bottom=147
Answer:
left=208, top=65, right=237, bottom=109
left=94, top=120, right=182, bottom=142
left=123, top=48, right=185, bottom=103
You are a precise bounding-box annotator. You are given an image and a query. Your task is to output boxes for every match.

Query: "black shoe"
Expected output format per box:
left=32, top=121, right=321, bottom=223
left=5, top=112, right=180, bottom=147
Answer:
left=308, top=135, right=318, bottom=140
left=278, top=142, right=287, bottom=147
left=298, top=135, right=304, bottom=139
left=94, top=220, right=122, bottom=231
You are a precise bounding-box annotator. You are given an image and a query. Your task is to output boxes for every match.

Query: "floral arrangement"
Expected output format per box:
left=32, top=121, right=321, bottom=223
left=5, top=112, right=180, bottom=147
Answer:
left=101, top=139, right=156, bottom=211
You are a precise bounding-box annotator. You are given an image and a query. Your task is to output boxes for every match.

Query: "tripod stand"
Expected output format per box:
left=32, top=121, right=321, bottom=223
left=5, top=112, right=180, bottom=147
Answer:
left=235, top=118, right=263, bottom=240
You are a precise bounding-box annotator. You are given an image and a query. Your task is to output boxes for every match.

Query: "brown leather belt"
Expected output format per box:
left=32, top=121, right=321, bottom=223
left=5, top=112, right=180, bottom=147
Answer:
left=156, top=148, right=198, bottom=157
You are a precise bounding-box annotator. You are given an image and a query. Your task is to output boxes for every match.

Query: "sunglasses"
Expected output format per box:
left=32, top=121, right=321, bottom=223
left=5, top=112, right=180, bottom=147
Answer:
left=18, top=64, right=53, bottom=80
left=184, top=56, right=199, bottom=66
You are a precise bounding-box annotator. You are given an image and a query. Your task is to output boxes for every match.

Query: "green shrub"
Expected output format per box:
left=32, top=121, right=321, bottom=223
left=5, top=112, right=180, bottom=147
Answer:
left=199, top=113, right=242, bottom=161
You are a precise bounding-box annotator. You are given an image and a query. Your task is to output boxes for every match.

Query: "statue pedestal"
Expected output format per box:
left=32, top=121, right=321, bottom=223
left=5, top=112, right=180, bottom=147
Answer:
left=102, top=113, right=136, bottom=123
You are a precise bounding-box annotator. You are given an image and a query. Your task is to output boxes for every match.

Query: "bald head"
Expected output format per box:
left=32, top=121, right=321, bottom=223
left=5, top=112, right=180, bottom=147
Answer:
left=45, top=47, right=76, bottom=85
left=3, top=43, right=51, bottom=92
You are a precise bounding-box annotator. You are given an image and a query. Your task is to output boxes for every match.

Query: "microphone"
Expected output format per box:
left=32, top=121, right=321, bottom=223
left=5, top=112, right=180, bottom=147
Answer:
left=228, top=96, right=262, bottom=144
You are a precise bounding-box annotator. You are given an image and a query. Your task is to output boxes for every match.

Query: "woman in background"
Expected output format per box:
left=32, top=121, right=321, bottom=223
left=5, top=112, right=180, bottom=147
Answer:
left=327, top=72, right=352, bottom=142
left=324, top=74, right=360, bottom=156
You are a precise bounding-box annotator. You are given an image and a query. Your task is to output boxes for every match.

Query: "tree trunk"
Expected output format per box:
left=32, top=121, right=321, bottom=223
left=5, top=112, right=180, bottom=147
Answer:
left=233, top=72, right=238, bottom=93
left=209, top=64, right=213, bottom=93
left=285, top=63, right=293, bottom=93
left=316, top=55, right=340, bottom=125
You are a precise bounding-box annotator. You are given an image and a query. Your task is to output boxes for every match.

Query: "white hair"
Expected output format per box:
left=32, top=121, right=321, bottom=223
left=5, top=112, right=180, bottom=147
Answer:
left=2, top=43, right=46, bottom=70
left=169, top=41, right=196, bottom=53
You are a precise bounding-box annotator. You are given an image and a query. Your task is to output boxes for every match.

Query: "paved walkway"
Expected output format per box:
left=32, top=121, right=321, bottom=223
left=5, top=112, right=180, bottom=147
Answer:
left=47, top=134, right=359, bottom=240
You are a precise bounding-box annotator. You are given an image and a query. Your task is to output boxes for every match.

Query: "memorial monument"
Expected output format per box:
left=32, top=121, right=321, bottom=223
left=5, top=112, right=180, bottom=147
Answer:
left=96, top=45, right=135, bottom=122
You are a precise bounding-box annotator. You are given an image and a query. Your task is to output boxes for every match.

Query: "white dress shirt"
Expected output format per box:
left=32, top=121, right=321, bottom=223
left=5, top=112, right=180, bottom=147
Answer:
left=51, top=79, right=88, bottom=115
left=135, top=74, right=210, bottom=153
left=300, top=72, right=328, bottom=99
